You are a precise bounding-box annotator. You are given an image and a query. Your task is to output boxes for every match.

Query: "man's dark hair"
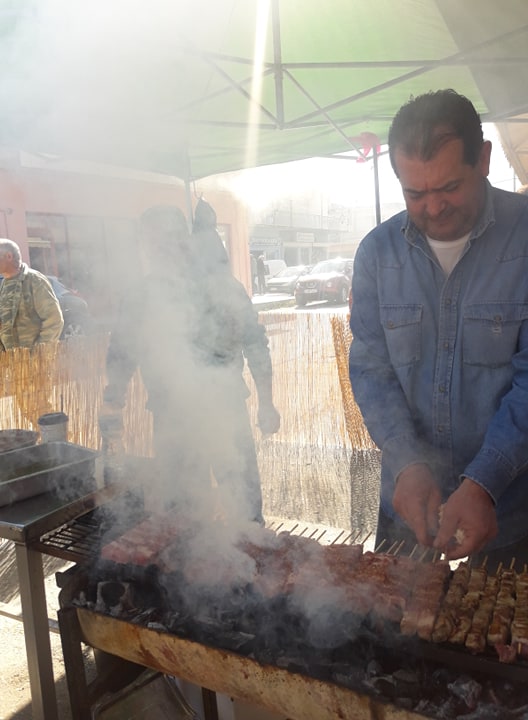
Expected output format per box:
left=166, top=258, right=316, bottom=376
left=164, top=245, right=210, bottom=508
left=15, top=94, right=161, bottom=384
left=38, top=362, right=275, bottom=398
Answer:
left=388, top=89, right=484, bottom=175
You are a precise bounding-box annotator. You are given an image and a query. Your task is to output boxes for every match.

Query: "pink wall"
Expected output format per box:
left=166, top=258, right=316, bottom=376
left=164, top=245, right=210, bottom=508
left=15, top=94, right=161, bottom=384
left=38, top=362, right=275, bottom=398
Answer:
left=0, top=164, right=252, bottom=293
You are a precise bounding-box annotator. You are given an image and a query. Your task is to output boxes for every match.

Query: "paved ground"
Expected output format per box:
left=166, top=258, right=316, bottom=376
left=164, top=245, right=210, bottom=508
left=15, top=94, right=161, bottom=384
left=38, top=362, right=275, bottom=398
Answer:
left=0, top=542, right=84, bottom=720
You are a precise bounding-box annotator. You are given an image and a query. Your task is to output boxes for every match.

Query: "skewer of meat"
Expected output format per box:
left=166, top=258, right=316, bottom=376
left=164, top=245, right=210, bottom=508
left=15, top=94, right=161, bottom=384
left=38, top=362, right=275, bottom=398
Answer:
left=400, top=559, right=450, bottom=639
left=447, top=565, right=487, bottom=645
left=341, top=551, right=417, bottom=623
left=465, top=573, right=499, bottom=653
left=431, top=561, right=471, bottom=643
left=488, top=565, right=516, bottom=649
left=511, top=566, right=528, bottom=661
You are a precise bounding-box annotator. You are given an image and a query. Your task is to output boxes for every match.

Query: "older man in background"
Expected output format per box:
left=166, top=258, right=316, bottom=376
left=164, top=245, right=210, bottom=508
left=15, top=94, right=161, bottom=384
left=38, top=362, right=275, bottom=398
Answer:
left=0, top=239, right=63, bottom=350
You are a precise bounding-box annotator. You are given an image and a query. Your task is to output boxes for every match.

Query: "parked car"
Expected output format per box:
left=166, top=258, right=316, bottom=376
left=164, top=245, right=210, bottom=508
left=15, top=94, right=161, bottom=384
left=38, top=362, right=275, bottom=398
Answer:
left=266, top=264, right=311, bottom=295
left=263, top=258, right=287, bottom=281
left=47, top=276, right=92, bottom=339
left=294, top=258, right=354, bottom=306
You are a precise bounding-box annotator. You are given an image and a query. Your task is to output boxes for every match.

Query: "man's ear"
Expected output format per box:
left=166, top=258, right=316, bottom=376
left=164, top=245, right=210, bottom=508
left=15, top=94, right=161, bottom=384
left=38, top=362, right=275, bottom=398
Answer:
left=480, top=140, right=492, bottom=177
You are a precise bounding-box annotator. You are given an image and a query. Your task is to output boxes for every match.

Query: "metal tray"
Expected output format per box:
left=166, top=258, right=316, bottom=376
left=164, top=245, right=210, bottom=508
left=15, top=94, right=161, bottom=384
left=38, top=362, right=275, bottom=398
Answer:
left=0, top=441, right=98, bottom=507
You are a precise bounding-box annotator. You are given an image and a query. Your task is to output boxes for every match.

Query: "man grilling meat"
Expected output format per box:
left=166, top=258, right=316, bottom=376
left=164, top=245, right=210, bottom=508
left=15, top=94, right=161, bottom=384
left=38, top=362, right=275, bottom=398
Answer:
left=100, top=205, right=280, bottom=524
left=349, top=89, right=528, bottom=570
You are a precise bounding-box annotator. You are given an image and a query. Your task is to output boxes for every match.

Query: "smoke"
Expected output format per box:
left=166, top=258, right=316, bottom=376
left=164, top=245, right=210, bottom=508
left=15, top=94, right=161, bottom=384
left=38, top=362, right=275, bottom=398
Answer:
left=0, top=1, right=226, bottom=169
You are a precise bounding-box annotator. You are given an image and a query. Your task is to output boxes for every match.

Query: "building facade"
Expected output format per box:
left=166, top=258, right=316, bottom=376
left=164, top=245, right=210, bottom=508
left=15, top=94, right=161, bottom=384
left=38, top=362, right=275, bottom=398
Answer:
left=0, top=150, right=252, bottom=329
left=249, top=199, right=405, bottom=267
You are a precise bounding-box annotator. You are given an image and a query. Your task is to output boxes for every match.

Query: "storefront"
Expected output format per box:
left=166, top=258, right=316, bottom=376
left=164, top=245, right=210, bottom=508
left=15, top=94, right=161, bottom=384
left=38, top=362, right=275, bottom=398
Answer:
left=0, top=151, right=252, bottom=328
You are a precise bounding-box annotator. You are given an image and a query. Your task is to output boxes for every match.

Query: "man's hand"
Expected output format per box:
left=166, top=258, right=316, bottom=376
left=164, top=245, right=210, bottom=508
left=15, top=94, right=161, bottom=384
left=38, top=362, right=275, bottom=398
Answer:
left=257, top=402, right=280, bottom=435
left=433, top=478, right=498, bottom=560
left=392, top=463, right=442, bottom=546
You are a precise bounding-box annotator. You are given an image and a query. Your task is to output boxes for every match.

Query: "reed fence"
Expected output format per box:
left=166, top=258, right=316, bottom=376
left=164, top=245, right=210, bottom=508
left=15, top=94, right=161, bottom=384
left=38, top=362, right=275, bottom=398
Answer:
left=0, top=313, right=380, bottom=535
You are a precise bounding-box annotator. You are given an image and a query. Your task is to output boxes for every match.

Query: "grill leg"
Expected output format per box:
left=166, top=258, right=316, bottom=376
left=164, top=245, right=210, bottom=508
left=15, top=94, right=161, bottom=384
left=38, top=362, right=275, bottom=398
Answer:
left=58, top=606, right=151, bottom=718
left=57, top=606, right=92, bottom=720
left=15, top=543, right=58, bottom=720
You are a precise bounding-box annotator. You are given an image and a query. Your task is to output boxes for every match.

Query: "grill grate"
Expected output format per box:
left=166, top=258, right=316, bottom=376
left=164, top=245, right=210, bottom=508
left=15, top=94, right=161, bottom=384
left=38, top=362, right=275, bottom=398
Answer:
left=34, top=510, right=108, bottom=562
left=34, top=492, right=148, bottom=563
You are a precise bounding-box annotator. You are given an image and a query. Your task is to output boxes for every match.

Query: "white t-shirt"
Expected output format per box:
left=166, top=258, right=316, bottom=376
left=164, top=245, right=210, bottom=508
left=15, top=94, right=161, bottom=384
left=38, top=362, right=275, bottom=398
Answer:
left=427, top=233, right=470, bottom=275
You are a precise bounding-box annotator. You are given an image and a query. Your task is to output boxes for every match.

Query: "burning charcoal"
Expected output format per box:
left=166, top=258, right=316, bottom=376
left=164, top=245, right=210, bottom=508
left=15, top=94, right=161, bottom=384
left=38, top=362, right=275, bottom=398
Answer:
left=447, top=675, right=482, bottom=711
left=276, top=654, right=311, bottom=674
left=95, top=580, right=129, bottom=613
left=331, top=665, right=366, bottom=691
left=393, top=668, right=419, bottom=684
left=391, top=668, right=421, bottom=700
left=457, top=703, right=514, bottom=719
left=370, top=675, right=398, bottom=698
left=365, top=659, right=383, bottom=678
left=147, top=621, right=169, bottom=632
left=72, top=590, right=90, bottom=608
left=130, top=607, right=162, bottom=625
left=431, top=667, right=459, bottom=690
left=414, top=696, right=459, bottom=720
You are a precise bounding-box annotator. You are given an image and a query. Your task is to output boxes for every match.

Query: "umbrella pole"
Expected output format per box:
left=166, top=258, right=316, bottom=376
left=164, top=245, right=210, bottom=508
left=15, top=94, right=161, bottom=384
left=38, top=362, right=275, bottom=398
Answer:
left=184, top=177, right=194, bottom=228
left=373, top=146, right=381, bottom=226
left=181, top=146, right=194, bottom=228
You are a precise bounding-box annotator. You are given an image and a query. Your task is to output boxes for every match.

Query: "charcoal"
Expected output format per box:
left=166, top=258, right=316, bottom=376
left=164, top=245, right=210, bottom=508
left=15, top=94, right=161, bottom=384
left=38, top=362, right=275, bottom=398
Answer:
left=66, top=552, right=528, bottom=720
left=276, top=654, right=311, bottom=674
left=395, top=697, right=415, bottom=710
left=95, top=581, right=129, bottom=613
left=146, top=621, right=169, bottom=631
left=131, top=607, right=163, bottom=625
left=366, top=659, right=383, bottom=677
left=414, top=697, right=460, bottom=719
left=370, top=675, right=398, bottom=698
left=391, top=668, right=421, bottom=700
left=393, top=668, right=420, bottom=685
left=456, top=703, right=514, bottom=719
left=447, top=675, right=482, bottom=710
left=329, top=660, right=364, bottom=683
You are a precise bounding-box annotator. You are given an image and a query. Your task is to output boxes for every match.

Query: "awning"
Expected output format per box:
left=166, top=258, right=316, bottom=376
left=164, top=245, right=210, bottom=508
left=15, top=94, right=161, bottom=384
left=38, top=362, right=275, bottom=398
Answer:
left=0, top=0, right=527, bottom=181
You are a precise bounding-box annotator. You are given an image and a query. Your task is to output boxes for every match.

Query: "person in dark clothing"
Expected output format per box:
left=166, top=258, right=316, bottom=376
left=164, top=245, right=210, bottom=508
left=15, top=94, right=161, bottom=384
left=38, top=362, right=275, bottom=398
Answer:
left=191, top=196, right=230, bottom=272
left=256, top=254, right=267, bottom=294
left=100, top=205, right=280, bottom=525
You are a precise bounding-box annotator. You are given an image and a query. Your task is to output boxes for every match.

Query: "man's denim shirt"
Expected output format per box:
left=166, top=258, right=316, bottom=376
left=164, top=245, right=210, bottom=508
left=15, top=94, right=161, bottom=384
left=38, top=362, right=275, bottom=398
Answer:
left=349, top=182, right=528, bottom=550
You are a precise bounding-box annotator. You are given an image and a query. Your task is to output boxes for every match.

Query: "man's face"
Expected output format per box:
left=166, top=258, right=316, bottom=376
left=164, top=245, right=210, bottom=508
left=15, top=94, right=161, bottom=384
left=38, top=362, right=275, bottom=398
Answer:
left=141, top=222, right=191, bottom=273
left=0, top=251, right=13, bottom=276
left=393, top=138, right=491, bottom=241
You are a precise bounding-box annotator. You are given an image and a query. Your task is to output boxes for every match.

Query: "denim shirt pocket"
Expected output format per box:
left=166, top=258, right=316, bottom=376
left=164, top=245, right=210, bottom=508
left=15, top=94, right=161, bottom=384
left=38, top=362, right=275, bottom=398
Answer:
left=463, top=303, right=528, bottom=367
left=380, top=304, right=422, bottom=367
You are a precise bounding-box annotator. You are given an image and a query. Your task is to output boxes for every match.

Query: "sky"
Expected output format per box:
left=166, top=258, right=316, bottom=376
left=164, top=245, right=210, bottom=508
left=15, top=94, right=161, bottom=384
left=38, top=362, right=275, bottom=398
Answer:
left=219, top=123, right=519, bottom=214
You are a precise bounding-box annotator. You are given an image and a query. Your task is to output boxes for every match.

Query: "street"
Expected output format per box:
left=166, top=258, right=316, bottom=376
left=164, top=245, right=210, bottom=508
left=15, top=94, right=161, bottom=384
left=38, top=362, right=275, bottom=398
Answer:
left=252, top=291, right=350, bottom=315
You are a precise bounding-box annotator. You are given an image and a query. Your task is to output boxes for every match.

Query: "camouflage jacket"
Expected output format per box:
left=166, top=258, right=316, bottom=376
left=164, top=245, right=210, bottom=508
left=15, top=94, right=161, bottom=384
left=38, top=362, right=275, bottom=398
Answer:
left=0, top=264, right=64, bottom=350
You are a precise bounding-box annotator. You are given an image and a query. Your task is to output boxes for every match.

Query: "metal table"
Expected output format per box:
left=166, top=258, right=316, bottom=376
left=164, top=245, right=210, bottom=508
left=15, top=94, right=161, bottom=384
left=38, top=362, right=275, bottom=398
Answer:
left=0, top=482, right=123, bottom=720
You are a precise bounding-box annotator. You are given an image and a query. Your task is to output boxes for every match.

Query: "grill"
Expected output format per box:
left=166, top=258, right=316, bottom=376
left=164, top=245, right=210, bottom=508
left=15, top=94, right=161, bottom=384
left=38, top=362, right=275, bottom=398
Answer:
left=34, top=493, right=147, bottom=563
left=56, top=508, right=528, bottom=720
